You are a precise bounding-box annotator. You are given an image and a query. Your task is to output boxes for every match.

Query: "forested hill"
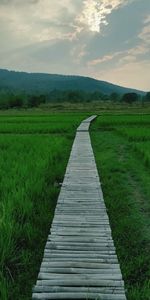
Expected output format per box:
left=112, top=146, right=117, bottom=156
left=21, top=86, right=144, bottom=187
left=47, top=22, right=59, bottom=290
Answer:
left=0, top=69, right=145, bottom=95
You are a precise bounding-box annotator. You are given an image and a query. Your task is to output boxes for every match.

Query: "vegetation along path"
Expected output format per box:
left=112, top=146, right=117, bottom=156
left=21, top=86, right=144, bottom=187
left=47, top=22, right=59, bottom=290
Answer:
left=32, top=116, right=126, bottom=300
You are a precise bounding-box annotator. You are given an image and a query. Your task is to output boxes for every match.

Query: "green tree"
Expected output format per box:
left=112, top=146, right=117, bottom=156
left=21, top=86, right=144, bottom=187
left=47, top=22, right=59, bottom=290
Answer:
left=0, top=91, right=9, bottom=109
left=110, top=92, right=120, bottom=102
left=122, top=93, right=138, bottom=104
left=9, top=96, right=23, bottom=108
left=145, top=92, right=150, bottom=102
left=65, top=91, right=83, bottom=103
left=27, top=95, right=46, bottom=107
left=90, top=91, right=103, bottom=101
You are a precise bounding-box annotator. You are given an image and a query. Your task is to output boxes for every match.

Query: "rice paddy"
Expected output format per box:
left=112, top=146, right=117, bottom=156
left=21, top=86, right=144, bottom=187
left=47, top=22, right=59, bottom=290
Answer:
left=91, top=114, right=150, bottom=300
left=0, top=112, right=150, bottom=300
left=0, top=113, right=88, bottom=300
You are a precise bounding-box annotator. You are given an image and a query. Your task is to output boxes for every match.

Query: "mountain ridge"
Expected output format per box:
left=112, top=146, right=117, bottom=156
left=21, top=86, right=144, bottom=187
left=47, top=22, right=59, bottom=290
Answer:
left=0, top=69, right=146, bottom=95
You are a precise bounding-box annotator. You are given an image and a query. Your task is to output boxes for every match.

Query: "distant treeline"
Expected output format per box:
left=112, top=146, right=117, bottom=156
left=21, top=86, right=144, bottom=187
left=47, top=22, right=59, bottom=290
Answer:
left=0, top=89, right=149, bottom=109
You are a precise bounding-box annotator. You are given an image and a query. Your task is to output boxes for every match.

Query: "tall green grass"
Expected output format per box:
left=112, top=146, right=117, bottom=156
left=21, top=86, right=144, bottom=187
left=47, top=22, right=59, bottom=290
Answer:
left=0, top=134, right=74, bottom=299
left=93, top=114, right=150, bottom=127
left=116, top=127, right=150, bottom=141
left=0, top=113, right=89, bottom=299
left=0, top=114, right=87, bottom=134
left=0, top=112, right=86, bottom=300
left=91, top=116, right=150, bottom=300
left=1, top=111, right=150, bottom=300
left=0, top=115, right=86, bottom=123
left=0, top=122, right=79, bottom=134
left=133, top=142, right=150, bottom=167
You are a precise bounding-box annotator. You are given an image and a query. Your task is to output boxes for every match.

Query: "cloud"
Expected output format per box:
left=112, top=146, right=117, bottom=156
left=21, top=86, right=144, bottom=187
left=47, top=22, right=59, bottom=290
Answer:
left=77, top=0, right=132, bottom=33
left=87, top=51, right=122, bottom=66
left=0, top=0, right=81, bottom=48
left=0, top=0, right=136, bottom=52
left=139, top=21, right=150, bottom=44
left=88, top=11, right=150, bottom=67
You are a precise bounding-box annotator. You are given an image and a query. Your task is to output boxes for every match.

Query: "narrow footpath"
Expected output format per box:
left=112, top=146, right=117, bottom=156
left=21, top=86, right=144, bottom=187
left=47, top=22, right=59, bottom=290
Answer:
left=32, top=116, right=127, bottom=300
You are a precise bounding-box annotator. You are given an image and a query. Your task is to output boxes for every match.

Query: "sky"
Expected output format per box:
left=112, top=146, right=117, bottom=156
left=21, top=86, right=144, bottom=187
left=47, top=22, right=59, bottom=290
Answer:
left=0, top=0, right=150, bottom=91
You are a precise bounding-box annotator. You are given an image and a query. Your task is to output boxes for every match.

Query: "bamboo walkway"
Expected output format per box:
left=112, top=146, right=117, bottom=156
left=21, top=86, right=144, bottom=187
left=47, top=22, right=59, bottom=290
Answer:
left=32, top=116, right=127, bottom=300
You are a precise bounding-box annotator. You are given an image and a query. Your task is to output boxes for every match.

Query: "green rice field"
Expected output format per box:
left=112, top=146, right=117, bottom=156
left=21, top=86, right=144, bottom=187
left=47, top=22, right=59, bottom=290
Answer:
left=0, top=113, right=88, bottom=300
left=91, top=114, right=150, bottom=300
left=0, top=112, right=150, bottom=300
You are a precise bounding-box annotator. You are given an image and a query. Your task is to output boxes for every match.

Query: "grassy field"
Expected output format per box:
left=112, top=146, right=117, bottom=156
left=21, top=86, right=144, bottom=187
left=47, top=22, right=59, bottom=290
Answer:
left=0, top=115, right=86, bottom=134
left=0, top=100, right=150, bottom=114
left=0, top=110, right=150, bottom=300
left=0, top=113, right=88, bottom=300
left=91, top=114, right=150, bottom=300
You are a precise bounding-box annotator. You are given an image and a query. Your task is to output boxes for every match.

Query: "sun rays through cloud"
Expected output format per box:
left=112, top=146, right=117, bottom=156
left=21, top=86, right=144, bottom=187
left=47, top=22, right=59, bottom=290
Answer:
left=78, top=0, right=129, bottom=33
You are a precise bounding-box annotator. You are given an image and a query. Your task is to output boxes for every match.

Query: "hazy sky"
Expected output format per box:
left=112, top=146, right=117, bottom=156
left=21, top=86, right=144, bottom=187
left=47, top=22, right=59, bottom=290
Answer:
left=0, top=0, right=150, bottom=91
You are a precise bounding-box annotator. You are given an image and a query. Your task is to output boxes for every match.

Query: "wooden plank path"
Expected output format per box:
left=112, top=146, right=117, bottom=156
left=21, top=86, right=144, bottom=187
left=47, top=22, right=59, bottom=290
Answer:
left=32, top=116, right=127, bottom=300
